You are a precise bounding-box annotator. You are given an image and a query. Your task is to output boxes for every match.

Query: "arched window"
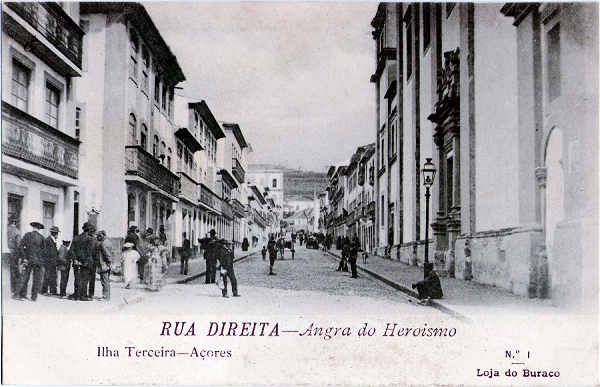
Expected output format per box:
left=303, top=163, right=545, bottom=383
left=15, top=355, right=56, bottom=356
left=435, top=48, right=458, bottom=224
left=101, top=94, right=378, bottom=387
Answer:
left=140, top=124, right=148, bottom=150
left=167, top=147, right=172, bottom=170
left=128, top=114, right=137, bottom=145
left=127, top=193, right=136, bottom=225
left=141, top=46, right=149, bottom=91
left=139, top=194, right=147, bottom=232
left=153, top=135, right=159, bottom=158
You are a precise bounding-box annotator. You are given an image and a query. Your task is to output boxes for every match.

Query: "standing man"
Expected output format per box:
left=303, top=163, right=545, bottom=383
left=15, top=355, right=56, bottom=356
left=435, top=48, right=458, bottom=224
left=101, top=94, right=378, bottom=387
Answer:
left=181, top=232, right=191, bottom=275
left=80, top=224, right=97, bottom=300
left=7, top=217, right=22, bottom=296
left=68, top=222, right=89, bottom=300
left=14, top=222, right=46, bottom=301
left=267, top=235, right=277, bottom=276
left=41, top=226, right=60, bottom=296
left=95, top=230, right=112, bottom=301
left=57, top=240, right=71, bottom=297
left=216, top=239, right=239, bottom=298
left=87, top=225, right=99, bottom=299
left=137, top=228, right=153, bottom=282
left=261, top=245, right=267, bottom=261
left=204, top=229, right=218, bottom=283
left=349, top=235, right=360, bottom=279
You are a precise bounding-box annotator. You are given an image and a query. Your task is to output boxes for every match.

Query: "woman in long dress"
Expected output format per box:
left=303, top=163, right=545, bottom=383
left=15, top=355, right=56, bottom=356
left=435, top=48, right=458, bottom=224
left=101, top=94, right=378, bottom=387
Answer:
left=145, top=237, right=168, bottom=291
left=121, top=242, right=140, bottom=289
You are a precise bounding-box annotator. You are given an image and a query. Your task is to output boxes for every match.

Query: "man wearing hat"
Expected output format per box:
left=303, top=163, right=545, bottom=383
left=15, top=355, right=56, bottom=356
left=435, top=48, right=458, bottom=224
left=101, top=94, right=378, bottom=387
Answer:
left=40, top=226, right=60, bottom=296
left=136, top=227, right=154, bottom=282
left=84, top=224, right=98, bottom=299
left=180, top=232, right=191, bottom=276
left=203, top=229, right=219, bottom=284
left=216, top=239, right=239, bottom=298
left=14, top=222, right=46, bottom=301
left=68, top=222, right=95, bottom=301
left=94, top=230, right=112, bottom=301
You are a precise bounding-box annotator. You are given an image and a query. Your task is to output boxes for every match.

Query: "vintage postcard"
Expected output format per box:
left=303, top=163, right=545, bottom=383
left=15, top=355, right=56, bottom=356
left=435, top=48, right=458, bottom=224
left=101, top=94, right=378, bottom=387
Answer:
left=1, top=1, right=598, bottom=386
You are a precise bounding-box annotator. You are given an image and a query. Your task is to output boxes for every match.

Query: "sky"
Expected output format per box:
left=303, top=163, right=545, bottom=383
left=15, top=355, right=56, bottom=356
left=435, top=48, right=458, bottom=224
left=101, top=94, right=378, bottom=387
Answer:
left=145, top=2, right=378, bottom=172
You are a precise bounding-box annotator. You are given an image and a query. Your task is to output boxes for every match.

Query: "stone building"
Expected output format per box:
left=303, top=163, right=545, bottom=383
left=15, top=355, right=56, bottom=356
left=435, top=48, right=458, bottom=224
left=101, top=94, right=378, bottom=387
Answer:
left=77, top=2, right=185, bottom=251
left=247, top=164, right=284, bottom=221
left=371, top=2, right=598, bottom=306
left=2, top=2, right=84, bottom=248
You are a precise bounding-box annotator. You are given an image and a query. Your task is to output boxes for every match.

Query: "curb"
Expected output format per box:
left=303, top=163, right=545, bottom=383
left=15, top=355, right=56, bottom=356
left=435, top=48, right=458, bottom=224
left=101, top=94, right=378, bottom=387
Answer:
left=325, top=251, right=472, bottom=323
left=171, top=252, right=257, bottom=284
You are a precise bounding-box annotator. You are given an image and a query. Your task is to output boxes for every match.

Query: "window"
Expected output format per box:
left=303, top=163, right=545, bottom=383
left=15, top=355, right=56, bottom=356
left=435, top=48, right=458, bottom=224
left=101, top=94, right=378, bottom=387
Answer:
left=142, top=47, right=149, bottom=92
left=128, top=114, right=137, bottom=145
left=140, top=124, right=148, bottom=150
left=547, top=23, right=561, bottom=101
left=389, top=120, right=396, bottom=158
left=423, top=3, right=431, bottom=52
left=42, top=201, right=55, bottom=231
left=129, top=30, right=138, bottom=80
left=12, top=61, right=30, bottom=111
left=168, top=87, right=174, bottom=119
left=167, top=148, right=172, bottom=170
left=272, top=178, right=277, bottom=188
left=153, top=135, right=159, bottom=158
left=380, top=138, right=385, bottom=166
left=380, top=195, right=385, bottom=227
left=75, top=107, right=81, bottom=139
left=161, top=83, right=167, bottom=110
left=45, top=83, right=60, bottom=128
left=154, top=74, right=160, bottom=104
left=128, top=193, right=136, bottom=226
left=7, top=193, right=23, bottom=229
left=446, top=155, right=454, bottom=211
left=406, top=20, right=413, bottom=79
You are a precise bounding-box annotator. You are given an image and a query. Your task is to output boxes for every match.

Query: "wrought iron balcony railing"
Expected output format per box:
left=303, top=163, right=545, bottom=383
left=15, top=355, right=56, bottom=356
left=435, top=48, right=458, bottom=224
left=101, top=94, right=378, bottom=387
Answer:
left=2, top=102, right=79, bottom=178
left=125, top=145, right=179, bottom=197
left=199, top=184, right=219, bottom=210
left=231, top=157, right=245, bottom=183
left=6, top=2, right=83, bottom=69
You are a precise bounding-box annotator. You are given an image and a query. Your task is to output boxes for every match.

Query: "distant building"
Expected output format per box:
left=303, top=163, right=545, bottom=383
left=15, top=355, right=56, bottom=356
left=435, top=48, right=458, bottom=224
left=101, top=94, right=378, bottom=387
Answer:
left=247, top=164, right=284, bottom=221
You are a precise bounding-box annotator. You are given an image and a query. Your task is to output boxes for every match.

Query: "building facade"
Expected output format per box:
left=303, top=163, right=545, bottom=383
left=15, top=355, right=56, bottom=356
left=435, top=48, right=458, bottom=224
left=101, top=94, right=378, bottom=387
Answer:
left=370, top=2, right=598, bottom=306
left=2, top=2, right=83, bottom=250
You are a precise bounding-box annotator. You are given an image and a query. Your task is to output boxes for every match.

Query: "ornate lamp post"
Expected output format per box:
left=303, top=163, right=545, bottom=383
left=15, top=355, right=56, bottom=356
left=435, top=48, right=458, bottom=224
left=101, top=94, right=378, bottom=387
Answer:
left=422, top=158, right=437, bottom=279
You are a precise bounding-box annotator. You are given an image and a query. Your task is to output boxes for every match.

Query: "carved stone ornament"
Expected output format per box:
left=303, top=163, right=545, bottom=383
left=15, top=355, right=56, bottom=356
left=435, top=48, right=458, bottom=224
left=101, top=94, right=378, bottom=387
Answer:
left=428, top=48, right=460, bottom=147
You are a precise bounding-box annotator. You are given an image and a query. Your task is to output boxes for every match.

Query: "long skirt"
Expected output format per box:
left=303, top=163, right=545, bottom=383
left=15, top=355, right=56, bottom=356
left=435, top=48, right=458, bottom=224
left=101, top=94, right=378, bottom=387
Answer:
left=122, top=255, right=138, bottom=287
left=145, top=258, right=163, bottom=291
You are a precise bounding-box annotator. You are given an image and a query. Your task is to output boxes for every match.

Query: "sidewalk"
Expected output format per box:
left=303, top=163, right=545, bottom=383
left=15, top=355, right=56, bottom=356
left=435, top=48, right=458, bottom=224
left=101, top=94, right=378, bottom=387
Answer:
left=165, top=248, right=258, bottom=284
left=327, top=248, right=557, bottom=320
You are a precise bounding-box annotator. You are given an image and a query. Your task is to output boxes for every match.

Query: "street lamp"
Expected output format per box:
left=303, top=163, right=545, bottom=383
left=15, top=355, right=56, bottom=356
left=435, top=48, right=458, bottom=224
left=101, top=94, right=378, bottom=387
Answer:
left=422, top=158, right=436, bottom=279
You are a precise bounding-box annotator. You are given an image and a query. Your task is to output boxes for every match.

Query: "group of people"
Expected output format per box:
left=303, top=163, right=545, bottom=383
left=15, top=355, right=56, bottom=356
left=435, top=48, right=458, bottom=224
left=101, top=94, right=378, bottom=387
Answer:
left=336, top=235, right=360, bottom=279
left=122, top=224, right=170, bottom=291
left=8, top=220, right=112, bottom=302
left=201, top=229, right=239, bottom=298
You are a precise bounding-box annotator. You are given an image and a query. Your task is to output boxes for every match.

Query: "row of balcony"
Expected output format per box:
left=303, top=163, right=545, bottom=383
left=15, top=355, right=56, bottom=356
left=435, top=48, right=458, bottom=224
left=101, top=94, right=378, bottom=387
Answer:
left=6, top=2, right=83, bottom=70
left=231, top=157, right=245, bottom=183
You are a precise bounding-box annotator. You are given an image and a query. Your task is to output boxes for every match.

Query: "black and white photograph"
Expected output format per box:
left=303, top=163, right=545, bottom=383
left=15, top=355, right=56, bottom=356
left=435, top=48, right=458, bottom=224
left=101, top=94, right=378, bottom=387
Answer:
left=1, top=1, right=598, bottom=386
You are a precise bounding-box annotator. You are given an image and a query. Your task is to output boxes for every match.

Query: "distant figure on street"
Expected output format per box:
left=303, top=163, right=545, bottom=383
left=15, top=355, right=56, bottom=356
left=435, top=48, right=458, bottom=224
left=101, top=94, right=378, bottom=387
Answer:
left=267, top=236, right=277, bottom=275
left=41, top=225, right=60, bottom=296
left=412, top=263, right=443, bottom=302
left=14, top=222, right=46, bottom=301
left=124, top=224, right=140, bottom=251
left=261, top=246, right=267, bottom=261
left=278, top=238, right=285, bottom=259
left=7, top=218, right=22, bottom=296
left=158, top=225, right=168, bottom=245
left=57, top=240, right=71, bottom=297
left=68, top=222, right=90, bottom=300
left=121, top=242, right=140, bottom=289
left=290, top=241, right=295, bottom=260
left=83, top=224, right=98, bottom=300
left=349, top=235, right=360, bottom=279
left=180, top=232, right=191, bottom=275
left=216, top=239, right=239, bottom=298
left=95, top=230, right=112, bottom=300
left=337, top=237, right=350, bottom=272
left=146, top=236, right=168, bottom=291
left=137, top=228, right=154, bottom=281
left=204, top=229, right=219, bottom=283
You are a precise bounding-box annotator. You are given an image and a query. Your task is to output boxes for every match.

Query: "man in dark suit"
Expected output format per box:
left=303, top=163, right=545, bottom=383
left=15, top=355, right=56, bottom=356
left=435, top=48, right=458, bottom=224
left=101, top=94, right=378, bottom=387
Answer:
left=15, top=222, right=46, bottom=301
left=203, top=229, right=218, bottom=283
left=68, top=222, right=89, bottom=300
left=181, top=232, right=191, bottom=275
left=267, top=235, right=277, bottom=275
left=41, top=226, right=60, bottom=295
left=57, top=240, right=71, bottom=297
left=217, top=239, right=239, bottom=298
left=349, top=235, right=360, bottom=279
left=83, top=225, right=98, bottom=299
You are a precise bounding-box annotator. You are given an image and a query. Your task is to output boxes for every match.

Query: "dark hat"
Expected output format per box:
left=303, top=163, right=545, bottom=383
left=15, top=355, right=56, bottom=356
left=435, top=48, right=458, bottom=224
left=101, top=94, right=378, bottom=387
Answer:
left=159, top=225, right=165, bottom=231
left=97, top=230, right=106, bottom=237
left=128, top=222, right=138, bottom=231
left=62, top=240, right=71, bottom=245
left=87, top=224, right=97, bottom=232
left=82, top=222, right=90, bottom=231
left=146, top=228, right=154, bottom=235
left=209, top=229, right=216, bottom=236
left=30, top=222, right=44, bottom=229
left=49, top=226, right=60, bottom=234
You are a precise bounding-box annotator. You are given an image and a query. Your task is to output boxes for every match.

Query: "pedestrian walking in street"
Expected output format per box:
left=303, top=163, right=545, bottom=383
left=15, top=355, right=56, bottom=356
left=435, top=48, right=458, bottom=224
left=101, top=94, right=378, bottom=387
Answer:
left=290, top=241, right=295, bottom=260
left=41, top=225, right=60, bottom=296
left=261, top=246, right=267, bottom=261
left=121, top=242, right=140, bottom=289
left=68, top=222, right=90, bottom=300
left=412, top=263, right=443, bottom=303
left=278, top=238, right=285, bottom=260
left=137, top=228, right=154, bottom=282
left=204, top=229, right=218, bottom=283
left=180, top=232, right=191, bottom=275
left=124, top=224, right=140, bottom=250
left=216, top=239, right=239, bottom=298
left=57, top=240, right=71, bottom=297
left=95, top=230, right=112, bottom=301
left=267, top=235, right=277, bottom=275
left=14, top=222, right=46, bottom=301
left=7, top=217, right=22, bottom=296
left=337, top=237, right=350, bottom=272
left=349, top=235, right=360, bottom=279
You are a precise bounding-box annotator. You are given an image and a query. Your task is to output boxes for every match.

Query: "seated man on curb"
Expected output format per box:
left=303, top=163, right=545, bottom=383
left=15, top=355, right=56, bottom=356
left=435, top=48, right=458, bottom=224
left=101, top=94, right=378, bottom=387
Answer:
left=411, top=263, right=443, bottom=304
